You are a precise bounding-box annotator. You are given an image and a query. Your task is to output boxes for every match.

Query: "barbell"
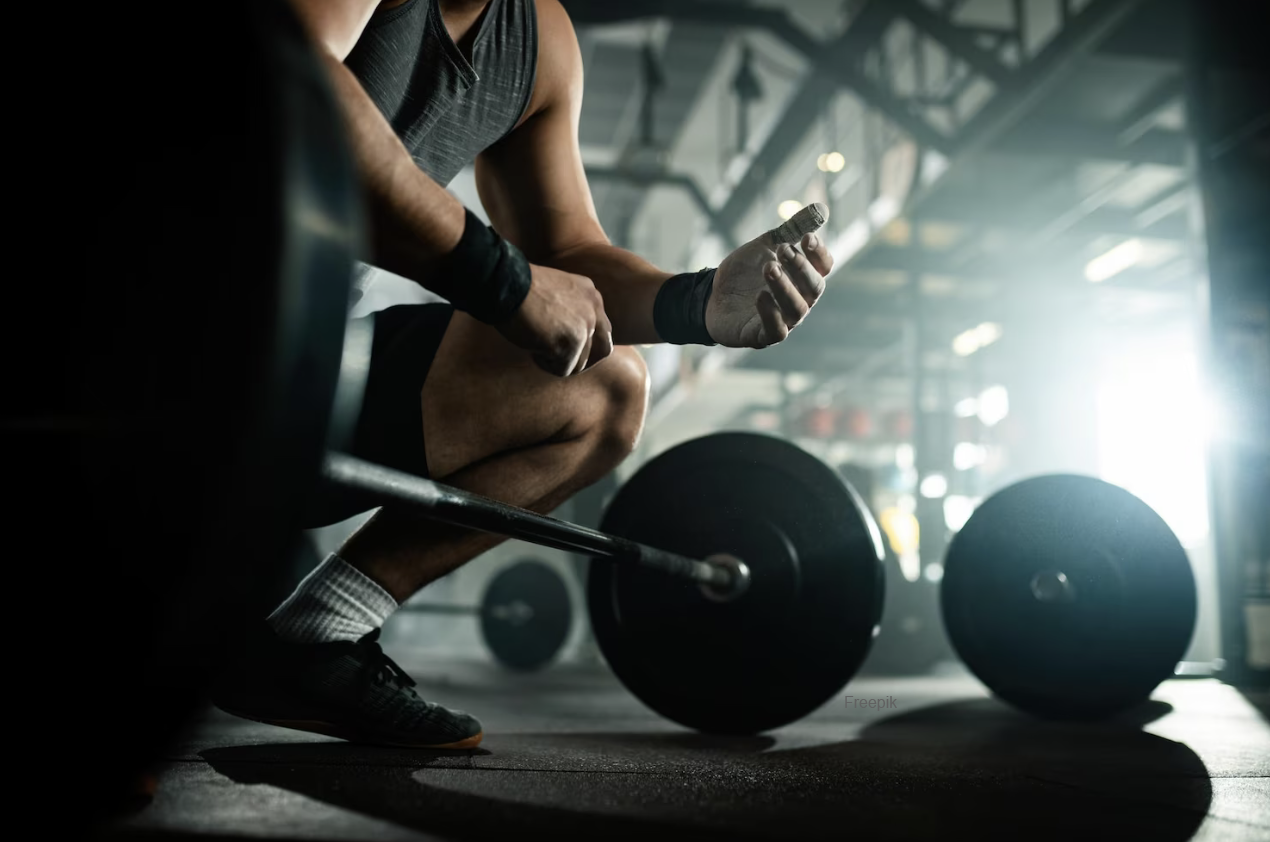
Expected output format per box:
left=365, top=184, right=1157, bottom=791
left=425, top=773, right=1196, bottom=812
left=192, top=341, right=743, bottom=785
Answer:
left=407, top=559, right=574, bottom=672
left=322, top=425, right=1199, bottom=729
left=324, top=432, right=889, bottom=734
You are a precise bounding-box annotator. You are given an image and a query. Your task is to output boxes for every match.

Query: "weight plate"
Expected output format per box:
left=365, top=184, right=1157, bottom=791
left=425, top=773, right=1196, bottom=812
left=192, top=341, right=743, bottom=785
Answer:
left=481, top=560, right=573, bottom=671
left=941, top=475, right=1197, bottom=720
left=589, top=433, right=885, bottom=734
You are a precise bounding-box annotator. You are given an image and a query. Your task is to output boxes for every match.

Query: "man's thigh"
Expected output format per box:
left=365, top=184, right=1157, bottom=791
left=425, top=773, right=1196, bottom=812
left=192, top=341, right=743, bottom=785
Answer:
left=422, top=311, right=612, bottom=479
left=305, top=306, right=626, bottom=528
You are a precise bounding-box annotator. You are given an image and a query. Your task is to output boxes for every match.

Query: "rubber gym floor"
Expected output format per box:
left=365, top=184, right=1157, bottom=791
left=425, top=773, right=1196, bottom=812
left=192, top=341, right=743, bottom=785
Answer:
left=106, top=647, right=1269, bottom=841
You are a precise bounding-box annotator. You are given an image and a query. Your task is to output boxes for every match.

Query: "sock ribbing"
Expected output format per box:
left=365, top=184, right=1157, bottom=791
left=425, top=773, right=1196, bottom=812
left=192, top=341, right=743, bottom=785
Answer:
left=268, top=554, right=398, bottom=644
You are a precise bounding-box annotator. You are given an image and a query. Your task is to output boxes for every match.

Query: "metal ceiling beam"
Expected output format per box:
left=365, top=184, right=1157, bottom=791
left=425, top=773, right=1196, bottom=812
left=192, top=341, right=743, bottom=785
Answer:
left=569, top=1, right=954, bottom=236
left=992, top=121, right=1186, bottom=166
left=838, top=0, right=1146, bottom=274
left=584, top=165, right=739, bottom=250
left=564, top=0, right=818, bottom=56
left=714, top=3, right=934, bottom=236
left=1118, top=73, right=1185, bottom=143
left=853, top=243, right=1191, bottom=293
left=913, top=204, right=1188, bottom=241
left=572, top=0, right=1151, bottom=276
left=945, top=0, right=1146, bottom=160
left=890, top=0, right=1012, bottom=85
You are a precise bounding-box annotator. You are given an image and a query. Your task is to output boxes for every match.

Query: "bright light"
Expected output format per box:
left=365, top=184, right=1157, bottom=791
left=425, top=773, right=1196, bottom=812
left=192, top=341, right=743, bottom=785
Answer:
left=879, top=505, right=921, bottom=582
left=952, top=322, right=1003, bottom=356
left=778, top=200, right=803, bottom=220
left=783, top=372, right=814, bottom=394
left=953, top=397, right=979, bottom=418
left=923, top=563, right=944, bottom=583
left=953, top=442, right=987, bottom=470
left=895, top=443, right=915, bottom=470
left=828, top=218, right=871, bottom=268
left=977, top=385, right=1009, bottom=427
left=944, top=495, right=977, bottom=532
left=1097, top=336, right=1210, bottom=545
left=867, top=195, right=899, bottom=228
left=1085, top=238, right=1144, bottom=283
left=919, top=473, right=948, bottom=498
left=750, top=410, right=781, bottom=431
left=952, top=331, right=980, bottom=357
left=975, top=322, right=1003, bottom=346
left=817, top=151, right=846, bottom=173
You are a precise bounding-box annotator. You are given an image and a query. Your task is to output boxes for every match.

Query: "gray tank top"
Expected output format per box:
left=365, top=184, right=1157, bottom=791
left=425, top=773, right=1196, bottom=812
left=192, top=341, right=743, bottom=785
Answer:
left=346, top=0, right=539, bottom=187
left=346, top=0, right=538, bottom=307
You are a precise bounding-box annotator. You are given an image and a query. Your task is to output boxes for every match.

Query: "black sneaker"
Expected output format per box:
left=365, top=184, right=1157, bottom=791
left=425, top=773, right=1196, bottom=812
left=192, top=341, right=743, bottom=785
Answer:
left=212, top=625, right=483, bottom=749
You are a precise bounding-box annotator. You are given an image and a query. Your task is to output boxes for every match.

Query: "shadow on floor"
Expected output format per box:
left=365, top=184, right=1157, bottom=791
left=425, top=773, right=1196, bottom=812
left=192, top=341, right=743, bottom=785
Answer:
left=1240, top=688, right=1269, bottom=721
left=196, top=699, right=1211, bottom=841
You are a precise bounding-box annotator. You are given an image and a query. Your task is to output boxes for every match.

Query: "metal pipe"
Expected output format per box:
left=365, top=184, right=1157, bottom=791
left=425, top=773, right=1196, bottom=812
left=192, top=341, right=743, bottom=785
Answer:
left=322, top=452, right=744, bottom=595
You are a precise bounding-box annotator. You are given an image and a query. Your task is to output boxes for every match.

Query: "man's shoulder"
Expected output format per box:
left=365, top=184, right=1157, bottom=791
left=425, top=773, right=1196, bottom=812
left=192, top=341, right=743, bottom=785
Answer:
left=513, top=0, right=581, bottom=125
left=532, top=0, right=576, bottom=50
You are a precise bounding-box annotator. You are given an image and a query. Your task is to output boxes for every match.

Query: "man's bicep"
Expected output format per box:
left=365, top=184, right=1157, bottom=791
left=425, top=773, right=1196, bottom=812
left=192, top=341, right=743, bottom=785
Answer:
left=474, top=0, right=606, bottom=262
left=475, top=113, right=606, bottom=262
left=288, top=0, right=382, bottom=60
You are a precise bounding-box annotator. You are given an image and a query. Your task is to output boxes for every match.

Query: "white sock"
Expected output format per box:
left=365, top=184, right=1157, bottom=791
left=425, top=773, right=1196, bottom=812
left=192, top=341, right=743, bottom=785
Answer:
left=268, top=553, right=399, bottom=644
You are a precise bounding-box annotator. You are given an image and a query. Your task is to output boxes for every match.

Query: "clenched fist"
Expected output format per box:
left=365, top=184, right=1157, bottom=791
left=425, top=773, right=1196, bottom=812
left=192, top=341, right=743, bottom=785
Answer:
left=496, top=263, right=614, bottom=377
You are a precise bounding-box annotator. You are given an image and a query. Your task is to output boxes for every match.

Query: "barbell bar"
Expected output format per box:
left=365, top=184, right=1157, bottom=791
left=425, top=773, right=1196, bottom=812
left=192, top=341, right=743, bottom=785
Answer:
left=322, top=451, right=752, bottom=601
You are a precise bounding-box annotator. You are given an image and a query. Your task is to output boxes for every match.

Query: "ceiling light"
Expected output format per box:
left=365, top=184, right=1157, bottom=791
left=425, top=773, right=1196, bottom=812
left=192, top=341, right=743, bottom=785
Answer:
left=1085, top=239, right=1143, bottom=283
left=777, top=199, right=803, bottom=220
left=977, top=385, right=1009, bottom=427
left=817, top=151, right=846, bottom=173
left=919, top=473, right=949, bottom=499
left=951, top=322, right=1003, bottom=356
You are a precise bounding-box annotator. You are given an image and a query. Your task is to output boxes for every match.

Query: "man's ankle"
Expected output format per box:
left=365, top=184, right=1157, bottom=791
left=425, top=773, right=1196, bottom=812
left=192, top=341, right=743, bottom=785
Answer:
left=267, top=554, right=398, bottom=644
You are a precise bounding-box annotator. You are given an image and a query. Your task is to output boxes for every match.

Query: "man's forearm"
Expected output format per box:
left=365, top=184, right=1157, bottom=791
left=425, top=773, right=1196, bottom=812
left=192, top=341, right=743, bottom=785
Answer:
left=546, top=243, right=672, bottom=345
left=321, top=55, right=464, bottom=286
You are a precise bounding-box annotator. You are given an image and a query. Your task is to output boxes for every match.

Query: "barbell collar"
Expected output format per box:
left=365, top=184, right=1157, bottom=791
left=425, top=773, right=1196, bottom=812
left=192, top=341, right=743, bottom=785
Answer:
left=321, top=452, right=739, bottom=593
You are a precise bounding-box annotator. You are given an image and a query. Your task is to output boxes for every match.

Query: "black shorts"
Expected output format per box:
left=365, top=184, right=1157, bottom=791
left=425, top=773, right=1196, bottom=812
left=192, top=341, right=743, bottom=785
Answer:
left=305, top=303, right=454, bottom=528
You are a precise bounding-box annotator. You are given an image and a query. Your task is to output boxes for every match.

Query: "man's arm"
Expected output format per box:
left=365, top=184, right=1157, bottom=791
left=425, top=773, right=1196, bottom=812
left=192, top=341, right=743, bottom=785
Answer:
left=476, top=1, right=834, bottom=348
left=475, top=0, right=670, bottom=345
left=288, top=0, right=465, bottom=280
left=288, top=0, right=611, bottom=376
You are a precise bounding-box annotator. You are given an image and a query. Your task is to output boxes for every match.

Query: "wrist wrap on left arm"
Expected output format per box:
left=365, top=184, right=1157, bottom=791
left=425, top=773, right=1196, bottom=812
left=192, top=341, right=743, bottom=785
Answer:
left=653, top=268, right=717, bottom=346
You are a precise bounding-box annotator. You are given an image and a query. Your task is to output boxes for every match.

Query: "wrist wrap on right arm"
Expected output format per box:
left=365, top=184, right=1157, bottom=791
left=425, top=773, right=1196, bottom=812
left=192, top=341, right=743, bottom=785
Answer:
left=431, top=208, right=532, bottom=324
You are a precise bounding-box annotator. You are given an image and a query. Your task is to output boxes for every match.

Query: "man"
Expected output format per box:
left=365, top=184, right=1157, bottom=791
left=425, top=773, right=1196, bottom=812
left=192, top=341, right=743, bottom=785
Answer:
left=213, top=0, right=833, bottom=749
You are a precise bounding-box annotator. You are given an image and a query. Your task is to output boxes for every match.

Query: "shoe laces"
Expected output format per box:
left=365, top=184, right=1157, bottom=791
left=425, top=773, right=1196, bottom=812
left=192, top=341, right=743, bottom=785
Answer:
left=355, top=629, right=418, bottom=692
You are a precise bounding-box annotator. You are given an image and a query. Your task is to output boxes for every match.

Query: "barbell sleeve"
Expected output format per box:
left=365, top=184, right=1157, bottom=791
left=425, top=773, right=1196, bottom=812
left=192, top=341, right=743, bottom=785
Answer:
left=321, top=452, right=741, bottom=593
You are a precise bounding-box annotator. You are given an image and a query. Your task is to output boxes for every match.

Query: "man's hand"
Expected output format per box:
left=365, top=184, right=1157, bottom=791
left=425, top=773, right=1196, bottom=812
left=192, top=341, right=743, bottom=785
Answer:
left=705, top=204, right=834, bottom=349
left=497, top=264, right=614, bottom=377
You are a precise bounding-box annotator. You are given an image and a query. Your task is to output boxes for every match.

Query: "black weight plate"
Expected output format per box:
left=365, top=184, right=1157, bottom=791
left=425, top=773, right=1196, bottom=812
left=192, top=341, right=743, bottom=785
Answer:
left=589, top=433, right=885, bottom=734
left=941, top=475, right=1197, bottom=720
left=482, top=560, right=573, bottom=671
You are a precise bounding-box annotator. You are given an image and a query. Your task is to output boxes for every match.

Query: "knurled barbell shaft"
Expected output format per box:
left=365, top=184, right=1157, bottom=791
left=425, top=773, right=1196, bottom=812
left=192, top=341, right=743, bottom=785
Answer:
left=322, top=452, right=739, bottom=593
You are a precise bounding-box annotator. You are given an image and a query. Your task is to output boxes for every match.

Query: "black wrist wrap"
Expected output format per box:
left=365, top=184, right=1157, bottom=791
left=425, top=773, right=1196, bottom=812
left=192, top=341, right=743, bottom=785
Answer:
left=435, top=208, right=532, bottom=324
left=654, top=267, right=717, bottom=346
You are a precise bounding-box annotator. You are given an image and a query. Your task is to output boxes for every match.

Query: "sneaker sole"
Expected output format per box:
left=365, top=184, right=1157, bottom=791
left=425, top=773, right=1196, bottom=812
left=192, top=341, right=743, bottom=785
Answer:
left=218, top=706, right=484, bottom=750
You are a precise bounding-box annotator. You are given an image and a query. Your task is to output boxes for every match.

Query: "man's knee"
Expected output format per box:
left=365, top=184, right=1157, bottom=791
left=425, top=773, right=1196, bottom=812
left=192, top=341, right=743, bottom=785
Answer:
left=592, top=346, right=649, bottom=464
